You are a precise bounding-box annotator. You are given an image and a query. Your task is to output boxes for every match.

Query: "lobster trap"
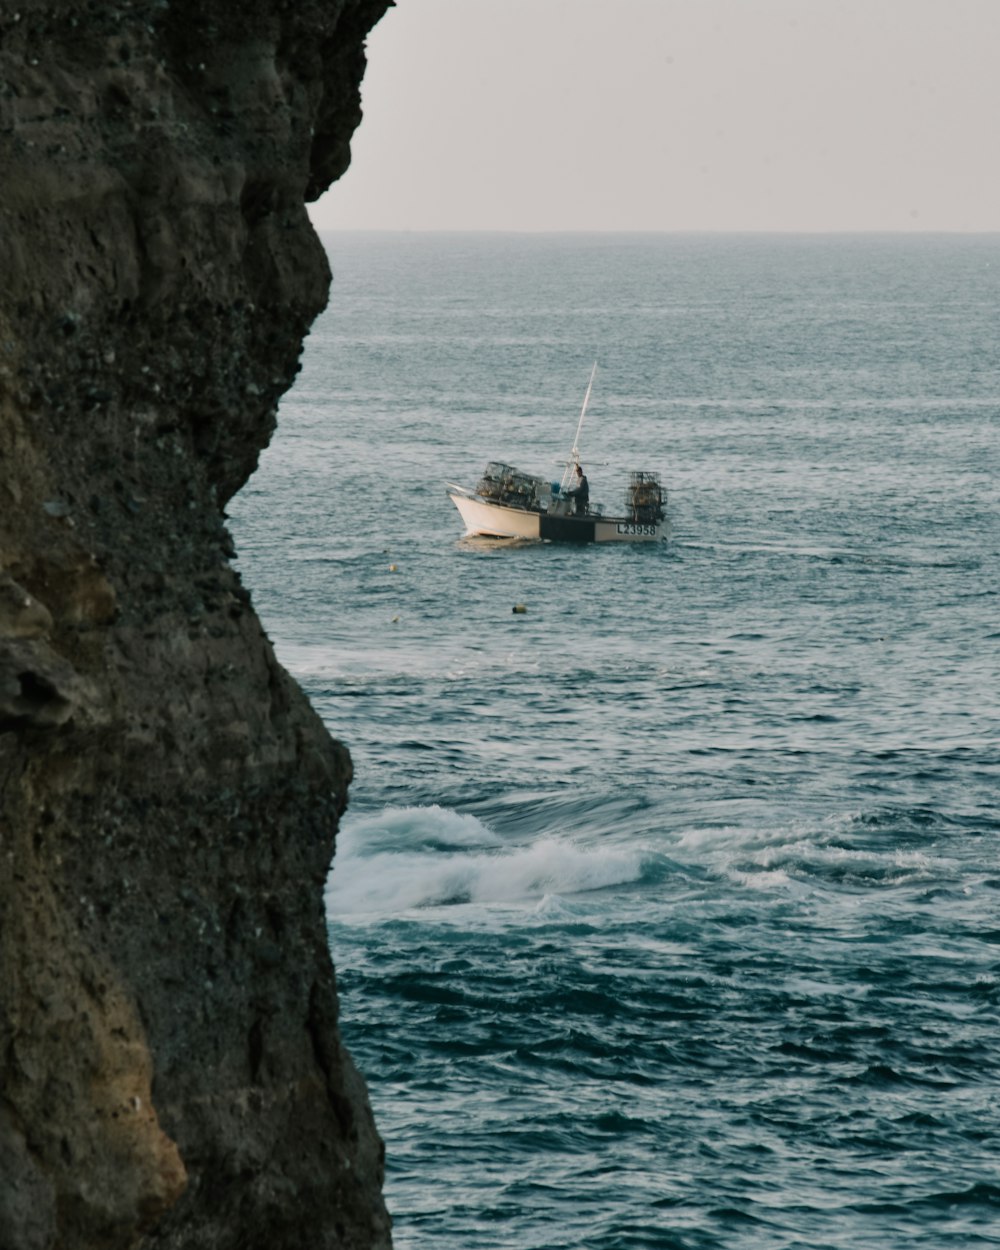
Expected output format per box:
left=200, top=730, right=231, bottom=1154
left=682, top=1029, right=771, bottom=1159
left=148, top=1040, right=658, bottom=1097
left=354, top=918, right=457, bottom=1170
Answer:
left=475, top=462, right=549, bottom=509
left=625, top=471, right=665, bottom=523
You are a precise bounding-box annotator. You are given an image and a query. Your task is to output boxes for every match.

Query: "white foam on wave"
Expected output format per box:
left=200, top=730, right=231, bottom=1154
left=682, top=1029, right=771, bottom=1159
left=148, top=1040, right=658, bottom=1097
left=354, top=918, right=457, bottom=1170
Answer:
left=727, top=867, right=794, bottom=890
left=337, top=803, right=497, bottom=854
left=326, top=804, right=647, bottom=918
left=674, top=818, right=944, bottom=890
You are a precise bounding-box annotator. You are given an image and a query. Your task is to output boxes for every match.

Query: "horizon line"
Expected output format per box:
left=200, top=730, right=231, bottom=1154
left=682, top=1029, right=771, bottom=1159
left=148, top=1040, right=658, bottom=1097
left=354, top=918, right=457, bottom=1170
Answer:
left=312, top=225, right=1000, bottom=237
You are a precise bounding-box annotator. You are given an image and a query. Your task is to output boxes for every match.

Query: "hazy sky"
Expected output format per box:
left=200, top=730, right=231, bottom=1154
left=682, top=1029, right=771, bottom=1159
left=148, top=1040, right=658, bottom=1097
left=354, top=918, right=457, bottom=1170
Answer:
left=310, top=0, right=1000, bottom=233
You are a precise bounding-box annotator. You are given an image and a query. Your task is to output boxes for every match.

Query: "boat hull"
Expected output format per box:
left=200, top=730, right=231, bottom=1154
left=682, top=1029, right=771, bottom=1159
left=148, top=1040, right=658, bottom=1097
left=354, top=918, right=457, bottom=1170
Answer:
left=449, top=491, right=665, bottom=543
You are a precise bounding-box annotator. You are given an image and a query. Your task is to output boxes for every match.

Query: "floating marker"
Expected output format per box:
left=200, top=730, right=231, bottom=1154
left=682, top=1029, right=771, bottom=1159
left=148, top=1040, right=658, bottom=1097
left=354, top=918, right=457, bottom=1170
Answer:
left=512, top=604, right=527, bottom=614
left=389, top=563, right=398, bottom=572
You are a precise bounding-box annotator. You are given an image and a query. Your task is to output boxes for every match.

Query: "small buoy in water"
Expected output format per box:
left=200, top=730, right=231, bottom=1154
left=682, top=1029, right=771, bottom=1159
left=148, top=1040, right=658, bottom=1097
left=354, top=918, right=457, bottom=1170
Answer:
left=389, top=563, right=398, bottom=572
left=512, top=604, right=527, bottom=614
left=391, top=614, right=401, bottom=623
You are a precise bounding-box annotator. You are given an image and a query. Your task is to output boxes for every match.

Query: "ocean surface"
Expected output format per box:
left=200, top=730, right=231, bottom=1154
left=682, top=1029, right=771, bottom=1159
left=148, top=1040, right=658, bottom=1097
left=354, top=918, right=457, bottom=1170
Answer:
left=229, top=233, right=1000, bottom=1249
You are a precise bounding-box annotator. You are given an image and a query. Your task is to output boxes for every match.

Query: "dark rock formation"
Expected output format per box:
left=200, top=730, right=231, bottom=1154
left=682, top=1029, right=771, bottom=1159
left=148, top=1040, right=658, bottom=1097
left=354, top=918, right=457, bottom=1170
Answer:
left=0, top=2, right=392, bottom=1246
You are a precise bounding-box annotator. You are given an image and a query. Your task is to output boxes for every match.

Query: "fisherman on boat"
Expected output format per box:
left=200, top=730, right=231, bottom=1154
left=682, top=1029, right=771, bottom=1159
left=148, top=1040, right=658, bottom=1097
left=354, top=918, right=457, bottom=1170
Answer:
left=564, top=463, right=589, bottom=514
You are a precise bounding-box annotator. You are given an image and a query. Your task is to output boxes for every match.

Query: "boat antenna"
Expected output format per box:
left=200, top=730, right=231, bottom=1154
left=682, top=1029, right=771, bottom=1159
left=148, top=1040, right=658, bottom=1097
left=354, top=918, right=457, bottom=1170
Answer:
left=562, top=361, right=597, bottom=490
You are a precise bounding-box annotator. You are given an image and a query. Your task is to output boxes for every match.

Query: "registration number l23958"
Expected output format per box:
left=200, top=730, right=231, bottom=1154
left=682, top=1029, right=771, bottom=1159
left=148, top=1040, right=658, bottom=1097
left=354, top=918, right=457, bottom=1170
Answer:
left=616, top=523, right=658, bottom=537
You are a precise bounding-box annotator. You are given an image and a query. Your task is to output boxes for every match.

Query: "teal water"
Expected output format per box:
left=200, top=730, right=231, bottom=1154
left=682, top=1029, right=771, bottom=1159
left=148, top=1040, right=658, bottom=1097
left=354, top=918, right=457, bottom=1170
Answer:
left=230, top=233, right=1000, bottom=1249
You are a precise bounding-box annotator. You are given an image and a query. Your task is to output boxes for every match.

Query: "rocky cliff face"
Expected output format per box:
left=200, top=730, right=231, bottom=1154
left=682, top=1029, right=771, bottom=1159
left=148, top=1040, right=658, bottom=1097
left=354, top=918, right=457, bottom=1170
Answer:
left=0, top=2, right=392, bottom=1246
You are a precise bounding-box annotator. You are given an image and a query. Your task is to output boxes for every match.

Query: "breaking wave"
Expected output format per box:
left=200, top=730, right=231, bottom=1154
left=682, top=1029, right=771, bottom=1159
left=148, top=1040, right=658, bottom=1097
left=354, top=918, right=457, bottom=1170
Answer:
left=326, top=804, right=650, bottom=916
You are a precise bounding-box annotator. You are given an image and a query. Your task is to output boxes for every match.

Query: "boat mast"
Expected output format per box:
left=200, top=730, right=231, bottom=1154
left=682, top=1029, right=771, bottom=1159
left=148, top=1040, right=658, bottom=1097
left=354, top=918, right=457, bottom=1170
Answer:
left=561, top=361, right=597, bottom=490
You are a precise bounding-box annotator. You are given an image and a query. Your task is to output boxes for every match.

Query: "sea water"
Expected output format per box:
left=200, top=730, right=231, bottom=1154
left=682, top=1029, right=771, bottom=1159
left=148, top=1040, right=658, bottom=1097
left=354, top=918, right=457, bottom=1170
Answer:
left=229, top=233, right=1000, bottom=1249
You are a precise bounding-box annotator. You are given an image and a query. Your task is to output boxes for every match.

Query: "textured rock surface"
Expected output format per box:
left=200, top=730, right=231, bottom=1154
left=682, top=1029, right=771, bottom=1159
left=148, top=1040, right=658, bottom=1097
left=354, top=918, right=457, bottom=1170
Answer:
left=0, top=2, right=392, bottom=1246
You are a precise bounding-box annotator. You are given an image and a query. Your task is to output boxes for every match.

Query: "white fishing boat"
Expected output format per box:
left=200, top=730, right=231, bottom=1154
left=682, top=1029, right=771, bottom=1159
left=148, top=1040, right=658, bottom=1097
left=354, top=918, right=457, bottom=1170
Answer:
left=447, top=365, right=667, bottom=544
